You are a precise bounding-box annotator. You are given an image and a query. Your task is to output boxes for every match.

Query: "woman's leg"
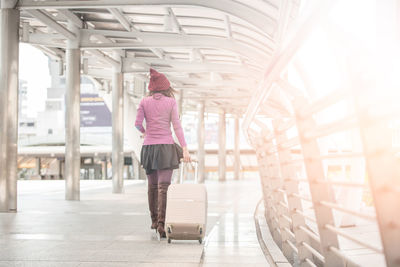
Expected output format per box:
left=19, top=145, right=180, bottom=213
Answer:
left=156, top=169, right=173, bottom=237
left=147, top=171, right=158, bottom=229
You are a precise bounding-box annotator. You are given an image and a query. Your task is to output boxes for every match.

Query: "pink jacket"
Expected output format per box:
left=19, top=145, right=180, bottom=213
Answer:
left=135, top=93, right=187, bottom=147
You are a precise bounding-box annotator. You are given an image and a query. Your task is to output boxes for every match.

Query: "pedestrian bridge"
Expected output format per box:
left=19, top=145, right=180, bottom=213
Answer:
left=0, top=0, right=399, bottom=267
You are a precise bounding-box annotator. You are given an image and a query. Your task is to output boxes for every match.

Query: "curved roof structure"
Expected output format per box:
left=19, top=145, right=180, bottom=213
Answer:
left=17, top=0, right=300, bottom=113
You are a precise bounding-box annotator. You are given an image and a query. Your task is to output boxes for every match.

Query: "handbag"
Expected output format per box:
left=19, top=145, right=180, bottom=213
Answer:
left=174, top=143, right=183, bottom=160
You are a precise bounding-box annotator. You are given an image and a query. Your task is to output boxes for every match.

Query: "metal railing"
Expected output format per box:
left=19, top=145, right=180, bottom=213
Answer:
left=245, top=87, right=399, bottom=266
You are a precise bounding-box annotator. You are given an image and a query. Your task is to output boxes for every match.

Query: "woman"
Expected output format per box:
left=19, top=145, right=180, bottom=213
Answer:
left=135, top=68, right=190, bottom=238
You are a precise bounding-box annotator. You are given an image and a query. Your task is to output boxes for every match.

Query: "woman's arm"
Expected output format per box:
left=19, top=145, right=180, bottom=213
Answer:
left=171, top=100, right=190, bottom=162
left=171, top=100, right=187, bottom=147
left=135, top=100, right=146, bottom=134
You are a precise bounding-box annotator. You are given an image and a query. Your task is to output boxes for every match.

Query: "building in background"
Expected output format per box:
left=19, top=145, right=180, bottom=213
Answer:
left=18, top=80, right=37, bottom=140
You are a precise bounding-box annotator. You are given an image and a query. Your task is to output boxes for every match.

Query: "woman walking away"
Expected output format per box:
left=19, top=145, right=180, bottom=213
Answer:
left=135, top=68, right=190, bottom=239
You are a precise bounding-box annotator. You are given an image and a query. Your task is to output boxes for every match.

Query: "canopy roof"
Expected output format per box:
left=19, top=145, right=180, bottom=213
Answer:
left=15, top=0, right=300, bottom=113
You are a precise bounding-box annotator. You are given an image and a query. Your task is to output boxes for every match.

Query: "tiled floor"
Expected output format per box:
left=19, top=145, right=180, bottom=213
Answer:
left=0, top=177, right=269, bottom=267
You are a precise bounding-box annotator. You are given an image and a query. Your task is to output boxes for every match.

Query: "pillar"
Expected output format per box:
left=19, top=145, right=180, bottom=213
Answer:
left=234, top=115, right=241, bottom=180
left=197, top=101, right=205, bottom=183
left=35, top=158, right=41, bottom=176
left=112, top=62, right=124, bottom=193
left=65, top=21, right=80, bottom=200
left=178, top=89, right=184, bottom=117
left=218, top=109, right=226, bottom=181
left=102, top=157, right=107, bottom=180
left=0, top=5, right=19, bottom=212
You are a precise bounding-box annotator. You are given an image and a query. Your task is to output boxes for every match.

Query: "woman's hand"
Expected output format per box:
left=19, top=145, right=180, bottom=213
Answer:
left=182, top=146, right=191, bottom=162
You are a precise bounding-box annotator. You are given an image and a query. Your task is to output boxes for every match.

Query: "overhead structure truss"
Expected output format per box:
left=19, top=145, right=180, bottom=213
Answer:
left=15, top=0, right=299, bottom=111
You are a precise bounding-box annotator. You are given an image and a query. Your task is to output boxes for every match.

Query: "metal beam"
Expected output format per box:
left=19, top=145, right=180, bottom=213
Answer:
left=166, top=7, right=183, bottom=33
left=223, top=15, right=232, bottom=39
left=150, top=48, right=164, bottom=59
left=89, top=49, right=120, bottom=68
left=18, top=0, right=277, bottom=36
left=57, top=9, right=83, bottom=28
left=26, top=9, right=76, bottom=40
left=79, top=29, right=269, bottom=65
left=122, top=57, right=256, bottom=76
left=108, top=8, right=134, bottom=32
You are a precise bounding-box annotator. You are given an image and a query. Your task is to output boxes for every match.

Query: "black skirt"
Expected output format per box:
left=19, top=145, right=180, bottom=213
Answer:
left=140, top=144, right=183, bottom=175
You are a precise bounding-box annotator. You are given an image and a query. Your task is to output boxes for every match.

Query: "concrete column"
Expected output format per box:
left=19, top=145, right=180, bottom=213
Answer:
left=178, top=89, right=184, bottom=117
left=65, top=21, right=80, bottom=200
left=58, top=159, right=62, bottom=179
left=35, top=158, right=41, bottom=176
left=102, top=157, right=107, bottom=180
left=133, top=156, right=140, bottom=180
left=218, top=109, right=226, bottom=181
left=197, top=101, right=205, bottom=183
left=234, top=115, right=241, bottom=180
left=112, top=67, right=124, bottom=193
left=0, top=6, right=19, bottom=212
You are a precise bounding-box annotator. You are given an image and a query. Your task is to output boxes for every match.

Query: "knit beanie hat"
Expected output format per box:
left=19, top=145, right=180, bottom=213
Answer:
left=148, top=68, right=170, bottom=91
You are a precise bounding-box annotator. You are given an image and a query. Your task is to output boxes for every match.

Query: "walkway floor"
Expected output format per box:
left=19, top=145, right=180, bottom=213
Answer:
left=0, top=177, right=269, bottom=267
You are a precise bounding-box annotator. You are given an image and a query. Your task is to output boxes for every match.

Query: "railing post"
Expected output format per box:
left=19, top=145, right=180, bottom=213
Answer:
left=294, top=96, right=344, bottom=267
left=357, top=109, right=400, bottom=266
left=254, top=126, right=285, bottom=248
left=253, top=135, right=276, bottom=238
left=272, top=119, right=312, bottom=265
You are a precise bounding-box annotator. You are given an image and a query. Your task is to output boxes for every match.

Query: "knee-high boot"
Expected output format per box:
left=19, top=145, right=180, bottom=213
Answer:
left=148, top=183, right=158, bottom=229
left=157, top=182, right=170, bottom=238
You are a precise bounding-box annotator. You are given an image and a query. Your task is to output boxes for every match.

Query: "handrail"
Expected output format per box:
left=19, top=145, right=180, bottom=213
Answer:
left=291, top=193, right=312, bottom=202
left=319, top=201, right=376, bottom=221
left=301, top=241, right=325, bottom=263
left=295, top=210, right=317, bottom=223
left=299, top=225, right=320, bottom=243
left=303, top=115, right=358, bottom=140
left=324, top=224, right=383, bottom=253
left=314, top=179, right=368, bottom=189
left=278, top=136, right=300, bottom=149
left=284, top=227, right=296, bottom=240
left=329, top=246, right=360, bottom=267
left=298, top=89, right=348, bottom=119
left=318, top=152, right=364, bottom=160
left=285, top=239, right=299, bottom=253
left=276, top=118, right=296, bottom=133
left=249, top=61, right=392, bottom=266
left=305, top=258, right=318, bottom=267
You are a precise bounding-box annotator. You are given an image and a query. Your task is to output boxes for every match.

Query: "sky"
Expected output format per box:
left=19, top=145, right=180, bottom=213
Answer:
left=19, top=43, right=51, bottom=116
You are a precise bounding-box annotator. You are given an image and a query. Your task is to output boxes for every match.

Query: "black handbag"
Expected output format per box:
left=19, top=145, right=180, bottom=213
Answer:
left=174, top=143, right=183, bottom=160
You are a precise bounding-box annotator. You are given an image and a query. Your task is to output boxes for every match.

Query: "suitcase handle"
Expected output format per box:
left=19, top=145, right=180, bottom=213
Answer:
left=179, top=159, right=198, bottom=184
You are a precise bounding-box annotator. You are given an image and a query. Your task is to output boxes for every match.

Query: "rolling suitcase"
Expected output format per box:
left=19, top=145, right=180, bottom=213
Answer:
left=165, top=160, right=207, bottom=244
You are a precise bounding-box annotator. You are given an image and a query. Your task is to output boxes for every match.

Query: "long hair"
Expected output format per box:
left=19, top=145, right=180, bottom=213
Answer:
left=148, top=87, right=177, bottom=98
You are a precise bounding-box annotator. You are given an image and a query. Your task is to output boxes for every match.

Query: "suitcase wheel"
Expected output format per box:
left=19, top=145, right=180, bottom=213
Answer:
left=199, top=238, right=202, bottom=244
left=168, top=238, right=171, bottom=244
